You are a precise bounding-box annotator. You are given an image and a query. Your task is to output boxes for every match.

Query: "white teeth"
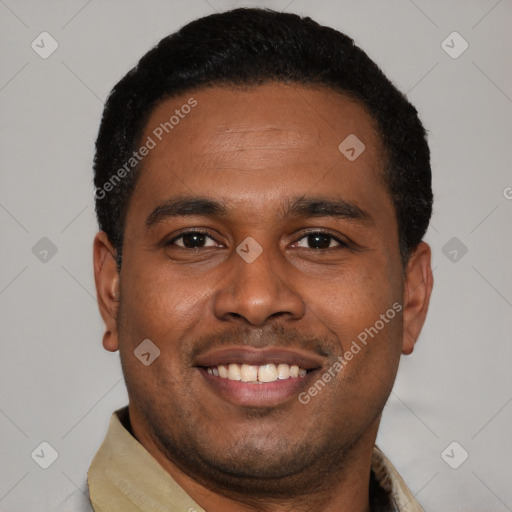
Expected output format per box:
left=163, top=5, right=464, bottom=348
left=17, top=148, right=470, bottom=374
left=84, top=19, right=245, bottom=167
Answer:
left=228, top=363, right=241, bottom=381
left=207, top=363, right=308, bottom=382
left=240, top=364, right=258, bottom=382
left=258, top=364, right=277, bottom=382
left=277, top=363, right=290, bottom=379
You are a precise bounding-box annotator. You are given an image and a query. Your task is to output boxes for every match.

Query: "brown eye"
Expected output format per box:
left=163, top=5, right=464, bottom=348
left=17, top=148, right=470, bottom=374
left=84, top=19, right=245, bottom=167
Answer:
left=295, top=232, right=344, bottom=250
left=170, top=231, right=219, bottom=248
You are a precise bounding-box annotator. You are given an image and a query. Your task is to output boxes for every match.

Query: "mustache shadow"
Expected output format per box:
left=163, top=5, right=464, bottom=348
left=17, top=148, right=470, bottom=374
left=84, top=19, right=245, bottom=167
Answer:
left=187, top=323, right=335, bottom=361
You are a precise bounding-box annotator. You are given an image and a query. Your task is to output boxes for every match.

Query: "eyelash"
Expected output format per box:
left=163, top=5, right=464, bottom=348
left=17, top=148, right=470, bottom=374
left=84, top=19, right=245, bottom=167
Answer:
left=166, top=229, right=349, bottom=250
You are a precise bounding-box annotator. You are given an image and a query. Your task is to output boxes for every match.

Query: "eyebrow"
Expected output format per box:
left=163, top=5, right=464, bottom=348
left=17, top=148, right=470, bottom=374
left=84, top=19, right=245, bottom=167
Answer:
left=282, top=196, right=371, bottom=223
left=145, top=195, right=371, bottom=227
left=146, top=198, right=227, bottom=227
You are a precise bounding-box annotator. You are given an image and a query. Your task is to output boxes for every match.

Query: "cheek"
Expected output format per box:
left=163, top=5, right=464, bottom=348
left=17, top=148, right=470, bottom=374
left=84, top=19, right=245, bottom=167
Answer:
left=118, top=261, right=206, bottom=343
left=116, top=261, right=217, bottom=396
left=306, top=262, right=403, bottom=347
left=116, top=272, right=192, bottom=402
left=301, top=258, right=404, bottom=402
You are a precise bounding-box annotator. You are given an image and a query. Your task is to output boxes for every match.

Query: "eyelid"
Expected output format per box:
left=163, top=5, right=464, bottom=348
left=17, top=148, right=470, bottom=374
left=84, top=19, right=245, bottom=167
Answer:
left=292, top=229, right=349, bottom=247
left=166, top=228, right=223, bottom=247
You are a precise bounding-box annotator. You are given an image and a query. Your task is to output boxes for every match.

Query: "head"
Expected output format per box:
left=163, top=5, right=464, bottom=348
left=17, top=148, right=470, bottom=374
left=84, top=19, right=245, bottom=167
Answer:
left=93, top=7, right=433, bottom=500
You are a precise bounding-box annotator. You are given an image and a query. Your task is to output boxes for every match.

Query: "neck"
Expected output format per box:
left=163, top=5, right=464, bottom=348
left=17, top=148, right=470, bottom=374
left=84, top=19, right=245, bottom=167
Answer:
left=129, top=409, right=380, bottom=512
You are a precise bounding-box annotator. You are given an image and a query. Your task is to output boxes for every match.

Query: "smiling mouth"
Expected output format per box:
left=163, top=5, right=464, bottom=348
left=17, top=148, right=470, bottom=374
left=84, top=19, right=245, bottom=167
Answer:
left=206, top=363, right=308, bottom=383
left=194, top=346, right=324, bottom=405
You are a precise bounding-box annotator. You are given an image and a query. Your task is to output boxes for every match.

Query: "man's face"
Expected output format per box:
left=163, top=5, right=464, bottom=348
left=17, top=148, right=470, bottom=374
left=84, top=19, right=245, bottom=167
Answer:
left=96, top=83, right=430, bottom=494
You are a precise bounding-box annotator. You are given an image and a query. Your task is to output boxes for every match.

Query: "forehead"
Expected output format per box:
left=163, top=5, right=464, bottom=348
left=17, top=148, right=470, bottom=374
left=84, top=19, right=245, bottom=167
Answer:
left=129, top=83, right=392, bottom=223
left=147, top=83, right=381, bottom=153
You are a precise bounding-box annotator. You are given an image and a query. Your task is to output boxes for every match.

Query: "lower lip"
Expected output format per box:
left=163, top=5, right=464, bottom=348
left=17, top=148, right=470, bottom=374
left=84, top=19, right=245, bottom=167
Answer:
left=198, top=367, right=317, bottom=407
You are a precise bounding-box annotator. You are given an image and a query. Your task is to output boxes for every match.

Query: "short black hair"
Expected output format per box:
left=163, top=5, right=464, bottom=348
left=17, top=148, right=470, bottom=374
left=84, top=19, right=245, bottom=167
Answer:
left=93, top=7, right=432, bottom=268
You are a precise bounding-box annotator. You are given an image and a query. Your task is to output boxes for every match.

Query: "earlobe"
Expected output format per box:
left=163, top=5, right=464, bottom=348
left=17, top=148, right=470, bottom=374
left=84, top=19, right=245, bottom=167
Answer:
left=93, top=231, right=120, bottom=352
left=402, top=242, right=433, bottom=355
left=102, top=330, right=119, bottom=352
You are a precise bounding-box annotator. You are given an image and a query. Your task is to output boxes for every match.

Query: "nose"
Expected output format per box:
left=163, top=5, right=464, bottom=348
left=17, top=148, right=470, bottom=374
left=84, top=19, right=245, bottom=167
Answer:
left=213, top=247, right=305, bottom=327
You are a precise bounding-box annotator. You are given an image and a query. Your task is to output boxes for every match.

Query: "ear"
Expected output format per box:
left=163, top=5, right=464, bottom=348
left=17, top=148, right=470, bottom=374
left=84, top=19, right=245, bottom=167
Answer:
left=93, top=231, right=120, bottom=352
left=402, top=242, right=433, bottom=355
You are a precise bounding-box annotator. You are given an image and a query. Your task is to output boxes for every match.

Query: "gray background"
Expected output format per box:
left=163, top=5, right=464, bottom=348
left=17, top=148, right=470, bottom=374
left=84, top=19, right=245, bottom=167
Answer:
left=1, top=0, right=511, bottom=510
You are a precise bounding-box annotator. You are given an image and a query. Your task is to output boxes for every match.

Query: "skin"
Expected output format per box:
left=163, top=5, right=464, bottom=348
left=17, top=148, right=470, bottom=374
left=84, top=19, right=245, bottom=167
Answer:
left=94, top=83, right=433, bottom=512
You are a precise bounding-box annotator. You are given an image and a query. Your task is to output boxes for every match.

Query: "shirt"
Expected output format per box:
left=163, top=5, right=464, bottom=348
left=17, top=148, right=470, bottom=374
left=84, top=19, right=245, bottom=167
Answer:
left=55, top=407, right=424, bottom=512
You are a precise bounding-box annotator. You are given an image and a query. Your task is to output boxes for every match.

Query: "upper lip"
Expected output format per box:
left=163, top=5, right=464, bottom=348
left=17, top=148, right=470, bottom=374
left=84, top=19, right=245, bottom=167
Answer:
left=193, top=347, right=325, bottom=370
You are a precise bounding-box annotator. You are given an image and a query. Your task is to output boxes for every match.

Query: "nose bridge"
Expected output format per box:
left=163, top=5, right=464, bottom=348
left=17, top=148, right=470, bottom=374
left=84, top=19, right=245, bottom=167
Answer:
left=213, top=240, right=305, bottom=326
left=236, top=244, right=280, bottom=294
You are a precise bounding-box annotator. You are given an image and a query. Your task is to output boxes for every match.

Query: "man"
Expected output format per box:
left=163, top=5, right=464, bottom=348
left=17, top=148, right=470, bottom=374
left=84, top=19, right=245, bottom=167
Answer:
left=89, top=7, right=433, bottom=512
